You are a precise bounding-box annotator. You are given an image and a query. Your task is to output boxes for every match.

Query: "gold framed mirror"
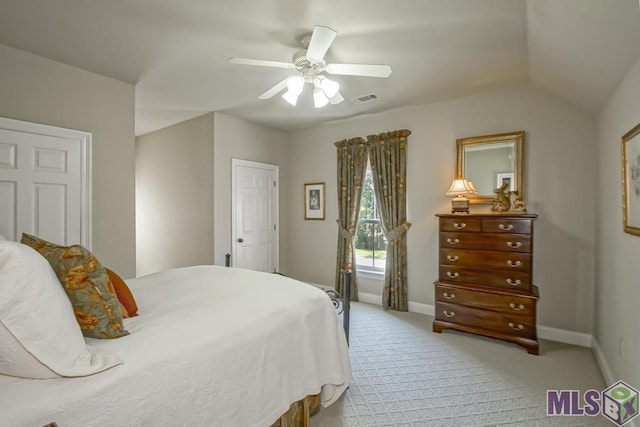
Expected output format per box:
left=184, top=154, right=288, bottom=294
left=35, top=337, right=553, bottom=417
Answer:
left=456, top=131, right=525, bottom=204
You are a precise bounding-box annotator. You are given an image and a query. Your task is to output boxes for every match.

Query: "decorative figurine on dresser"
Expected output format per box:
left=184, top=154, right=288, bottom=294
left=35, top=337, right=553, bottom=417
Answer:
left=432, top=213, right=539, bottom=354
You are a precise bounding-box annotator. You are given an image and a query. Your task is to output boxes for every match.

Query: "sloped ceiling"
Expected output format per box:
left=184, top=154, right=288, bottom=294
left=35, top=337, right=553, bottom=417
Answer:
left=0, top=0, right=638, bottom=135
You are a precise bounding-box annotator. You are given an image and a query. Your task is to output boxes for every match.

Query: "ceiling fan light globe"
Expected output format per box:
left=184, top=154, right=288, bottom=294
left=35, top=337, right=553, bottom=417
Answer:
left=286, top=76, right=305, bottom=95
left=329, top=92, right=344, bottom=105
left=313, top=88, right=329, bottom=108
left=282, top=90, right=299, bottom=106
left=320, top=77, right=339, bottom=98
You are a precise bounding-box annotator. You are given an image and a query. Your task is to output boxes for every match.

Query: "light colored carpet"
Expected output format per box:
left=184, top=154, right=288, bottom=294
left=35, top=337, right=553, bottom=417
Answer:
left=312, top=302, right=609, bottom=426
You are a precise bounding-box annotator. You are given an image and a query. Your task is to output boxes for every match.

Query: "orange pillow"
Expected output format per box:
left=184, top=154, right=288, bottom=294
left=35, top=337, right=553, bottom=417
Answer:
left=118, top=301, right=130, bottom=318
left=106, top=268, right=138, bottom=318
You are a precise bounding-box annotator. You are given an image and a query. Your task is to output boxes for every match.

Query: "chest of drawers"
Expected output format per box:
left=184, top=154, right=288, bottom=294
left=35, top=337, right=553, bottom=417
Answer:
left=433, top=213, right=539, bottom=354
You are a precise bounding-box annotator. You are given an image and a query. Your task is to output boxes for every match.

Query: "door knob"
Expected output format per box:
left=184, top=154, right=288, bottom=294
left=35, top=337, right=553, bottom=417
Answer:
left=237, top=238, right=244, bottom=243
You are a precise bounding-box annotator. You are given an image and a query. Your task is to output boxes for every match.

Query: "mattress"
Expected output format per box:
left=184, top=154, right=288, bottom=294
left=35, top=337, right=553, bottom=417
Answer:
left=0, top=265, right=351, bottom=427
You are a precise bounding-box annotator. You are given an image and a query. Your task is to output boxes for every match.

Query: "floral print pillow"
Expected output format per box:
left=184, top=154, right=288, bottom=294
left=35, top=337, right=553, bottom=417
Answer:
left=21, top=234, right=129, bottom=339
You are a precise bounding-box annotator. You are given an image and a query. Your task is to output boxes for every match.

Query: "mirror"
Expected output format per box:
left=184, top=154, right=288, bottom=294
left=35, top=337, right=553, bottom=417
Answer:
left=456, top=131, right=525, bottom=204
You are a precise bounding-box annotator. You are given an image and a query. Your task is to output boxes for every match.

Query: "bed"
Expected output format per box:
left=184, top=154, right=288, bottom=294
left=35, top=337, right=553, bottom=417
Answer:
left=0, top=255, right=351, bottom=426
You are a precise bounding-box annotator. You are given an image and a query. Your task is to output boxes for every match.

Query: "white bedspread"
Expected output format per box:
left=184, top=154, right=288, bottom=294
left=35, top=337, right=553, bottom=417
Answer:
left=0, top=266, right=351, bottom=427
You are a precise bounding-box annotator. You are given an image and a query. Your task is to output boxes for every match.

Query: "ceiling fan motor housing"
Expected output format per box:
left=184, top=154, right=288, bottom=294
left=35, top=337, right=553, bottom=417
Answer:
left=292, top=50, right=325, bottom=74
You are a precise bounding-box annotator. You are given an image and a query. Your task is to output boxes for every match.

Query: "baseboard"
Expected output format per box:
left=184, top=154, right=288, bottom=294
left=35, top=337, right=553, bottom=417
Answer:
left=359, top=292, right=436, bottom=316
left=591, top=337, right=614, bottom=385
left=360, top=292, right=592, bottom=347
left=408, top=300, right=434, bottom=316
left=311, top=286, right=594, bottom=349
left=536, top=325, right=592, bottom=348
left=357, top=291, right=380, bottom=306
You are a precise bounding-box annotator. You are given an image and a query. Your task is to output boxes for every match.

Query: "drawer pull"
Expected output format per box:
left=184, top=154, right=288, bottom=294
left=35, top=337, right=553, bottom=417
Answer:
left=446, top=238, right=460, bottom=245
left=499, top=223, right=514, bottom=231
left=509, top=303, right=525, bottom=311
left=506, top=241, right=522, bottom=249
left=506, top=278, right=522, bottom=286
left=508, top=322, right=524, bottom=331
left=453, top=222, right=466, bottom=230
left=443, top=292, right=456, bottom=300
left=447, top=255, right=459, bottom=262
left=446, top=271, right=460, bottom=279
left=443, top=310, right=456, bottom=318
left=507, top=260, right=522, bottom=268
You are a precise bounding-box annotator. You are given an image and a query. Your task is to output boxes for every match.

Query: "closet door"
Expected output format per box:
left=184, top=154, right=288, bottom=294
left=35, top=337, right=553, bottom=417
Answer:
left=231, top=159, right=279, bottom=273
left=0, top=118, right=91, bottom=247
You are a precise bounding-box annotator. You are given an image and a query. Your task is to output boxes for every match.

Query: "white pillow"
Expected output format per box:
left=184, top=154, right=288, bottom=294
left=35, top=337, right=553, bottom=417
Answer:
left=0, top=241, right=123, bottom=378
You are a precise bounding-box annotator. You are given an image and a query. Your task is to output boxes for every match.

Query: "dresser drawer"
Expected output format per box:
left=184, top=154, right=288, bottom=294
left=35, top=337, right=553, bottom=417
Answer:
left=482, top=218, right=532, bottom=234
left=435, top=301, right=535, bottom=339
left=438, top=266, right=531, bottom=291
left=440, top=232, right=531, bottom=253
left=440, top=248, right=532, bottom=272
left=435, top=284, right=536, bottom=316
left=439, top=217, right=481, bottom=232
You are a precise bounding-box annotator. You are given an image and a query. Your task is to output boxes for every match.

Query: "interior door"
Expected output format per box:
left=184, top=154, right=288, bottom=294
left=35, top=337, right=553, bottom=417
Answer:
left=232, top=159, right=278, bottom=272
left=0, top=117, right=91, bottom=246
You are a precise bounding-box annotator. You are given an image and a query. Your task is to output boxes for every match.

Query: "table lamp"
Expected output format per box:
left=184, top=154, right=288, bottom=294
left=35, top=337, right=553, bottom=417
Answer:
left=446, top=179, right=478, bottom=214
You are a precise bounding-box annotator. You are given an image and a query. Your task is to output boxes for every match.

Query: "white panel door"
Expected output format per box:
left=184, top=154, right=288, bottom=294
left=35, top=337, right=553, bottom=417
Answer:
left=232, top=159, right=278, bottom=272
left=0, top=118, right=91, bottom=246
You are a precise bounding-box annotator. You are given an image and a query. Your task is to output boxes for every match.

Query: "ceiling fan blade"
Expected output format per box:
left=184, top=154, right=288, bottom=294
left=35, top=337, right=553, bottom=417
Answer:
left=258, top=77, right=290, bottom=99
left=326, top=63, right=392, bottom=78
left=228, top=57, right=295, bottom=69
left=306, top=26, right=337, bottom=61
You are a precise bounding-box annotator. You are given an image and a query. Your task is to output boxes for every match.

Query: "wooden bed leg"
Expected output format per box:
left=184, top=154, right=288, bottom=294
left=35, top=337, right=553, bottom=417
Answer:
left=343, top=270, right=351, bottom=345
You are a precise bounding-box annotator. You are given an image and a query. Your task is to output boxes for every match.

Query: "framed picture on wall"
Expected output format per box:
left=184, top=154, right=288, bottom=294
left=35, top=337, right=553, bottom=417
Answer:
left=622, top=122, right=640, bottom=236
left=304, top=182, right=325, bottom=220
left=496, top=172, right=514, bottom=191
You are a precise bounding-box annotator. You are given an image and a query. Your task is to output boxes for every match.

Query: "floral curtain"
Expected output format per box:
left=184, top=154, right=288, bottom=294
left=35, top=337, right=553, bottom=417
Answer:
left=366, top=129, right=411, bottom=311
left=335, top=137, right=368, bottom=301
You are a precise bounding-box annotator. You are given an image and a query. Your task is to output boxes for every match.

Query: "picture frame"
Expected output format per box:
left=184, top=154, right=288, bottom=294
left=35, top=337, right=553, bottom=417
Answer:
left=304, top=182, right=325, bottom=220
left=622, top=122, right=640, bottom=236
left=496, top=172, right=514, bottom=191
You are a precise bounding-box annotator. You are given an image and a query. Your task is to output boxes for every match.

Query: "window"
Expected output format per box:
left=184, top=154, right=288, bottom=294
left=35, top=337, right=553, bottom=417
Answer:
left=355, top=165, right=387, bottom=274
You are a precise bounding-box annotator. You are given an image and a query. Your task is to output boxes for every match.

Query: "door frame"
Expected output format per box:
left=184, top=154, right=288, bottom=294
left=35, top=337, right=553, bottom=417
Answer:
left=231, top=158, right=279, bottom=271
left=0, top=117, right=92, bottom=248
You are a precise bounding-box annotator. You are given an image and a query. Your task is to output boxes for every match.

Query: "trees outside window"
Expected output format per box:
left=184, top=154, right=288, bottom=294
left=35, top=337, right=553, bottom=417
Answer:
left=355, top=166, right=387, bottom=273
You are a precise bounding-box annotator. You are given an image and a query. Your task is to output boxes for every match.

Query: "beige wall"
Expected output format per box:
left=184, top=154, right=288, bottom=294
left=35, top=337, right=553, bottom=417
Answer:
left=285, top=84, right=597, bottom=334
left=212, top=113, right=290, bottom=269
left=134, top=112, right=287, bottom=275
left=135, top=113, right=215, bottom=276
left=0, top=44, right=136, bottom=278
left=595, top=56, right=640, bottom=386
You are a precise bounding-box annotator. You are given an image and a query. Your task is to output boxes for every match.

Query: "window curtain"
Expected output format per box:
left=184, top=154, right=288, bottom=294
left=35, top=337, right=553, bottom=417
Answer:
left=366, top=129, right=411, bottom=311
left=335, top=137, right=368, bottom=301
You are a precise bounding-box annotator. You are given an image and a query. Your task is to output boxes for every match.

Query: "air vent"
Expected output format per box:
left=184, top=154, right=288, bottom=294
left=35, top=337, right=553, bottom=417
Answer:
left=351, top=93, right=379, bottom=104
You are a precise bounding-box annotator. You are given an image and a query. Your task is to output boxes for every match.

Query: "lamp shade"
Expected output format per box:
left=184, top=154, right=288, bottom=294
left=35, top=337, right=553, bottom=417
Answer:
left=329, top=92, right=344, bottom=105
left=286, top=76, right=305, bottom=95
left=446, top=179, right=478, bottom=196
left=446, top=179, right=477, bottom=214
left=282, top=90, right=300, bottom=106
left=319, top=77, right=340, bottom=98
left=313, top=88, right=329, bottom=108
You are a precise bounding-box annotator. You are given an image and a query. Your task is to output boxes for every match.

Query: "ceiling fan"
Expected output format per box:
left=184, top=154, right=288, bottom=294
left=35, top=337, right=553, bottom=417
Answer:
left=228, top=26, right=392, bottom=108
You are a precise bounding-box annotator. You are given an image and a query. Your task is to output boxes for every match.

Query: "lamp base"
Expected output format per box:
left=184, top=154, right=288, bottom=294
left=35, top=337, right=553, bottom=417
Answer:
left=451, top=197, right=470, bottom=214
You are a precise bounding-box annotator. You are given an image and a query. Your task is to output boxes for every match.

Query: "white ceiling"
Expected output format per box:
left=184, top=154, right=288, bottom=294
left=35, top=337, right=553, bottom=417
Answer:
left=0, top=0, right=638, bottom=136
